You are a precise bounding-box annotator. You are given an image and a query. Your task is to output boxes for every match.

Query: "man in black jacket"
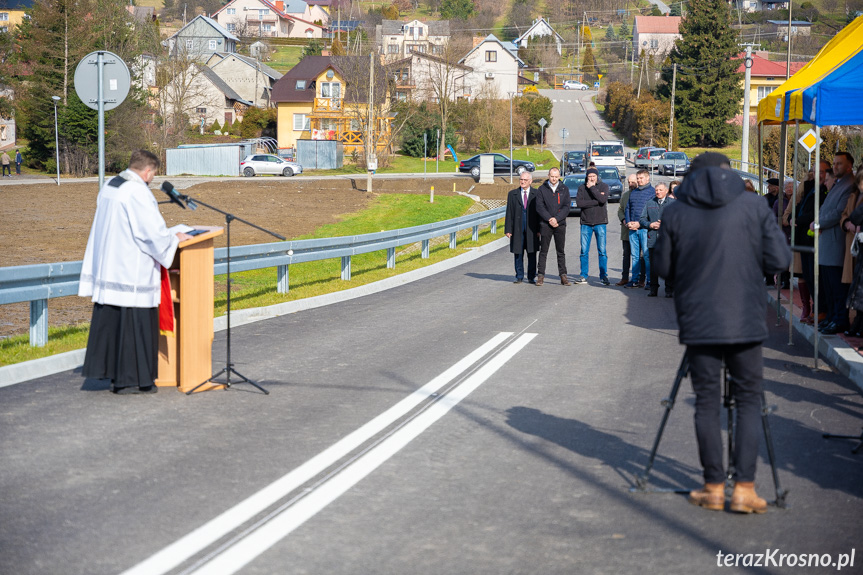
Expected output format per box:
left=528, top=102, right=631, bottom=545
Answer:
left=574, top=167, right=610, bottom=285
left=504, top=172, right=540, bottom=283
left=639, top=182, right=674, bottom=297
left=654, top=153, right=791, bottom=514
left=535, top=167, right=571, bottom=286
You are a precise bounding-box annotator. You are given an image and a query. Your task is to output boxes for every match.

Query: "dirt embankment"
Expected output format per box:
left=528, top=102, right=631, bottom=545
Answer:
left=1, top=175, right=518, bottom=337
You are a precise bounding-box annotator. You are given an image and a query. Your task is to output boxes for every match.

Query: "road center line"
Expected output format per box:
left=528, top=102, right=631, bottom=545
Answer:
left=119, top=331, right=513, bottom=575
left=188, top=332, right=538, bottom=575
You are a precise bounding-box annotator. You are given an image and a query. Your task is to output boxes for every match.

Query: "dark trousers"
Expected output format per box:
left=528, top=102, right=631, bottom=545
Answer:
left=621, top=239, right=631, bottom=282
left=513, top=230, right=537, bottom=281
left=1, top=164, right=9, bottom=176
left=539, top=222, right=566, bottom=276
left=821, top=265, right=849, bottom=326
left=688, top=343, right=763, bottom=484
left=648, top=247, right=673, bottom=294
left=800, top=252, right=827, bottom=312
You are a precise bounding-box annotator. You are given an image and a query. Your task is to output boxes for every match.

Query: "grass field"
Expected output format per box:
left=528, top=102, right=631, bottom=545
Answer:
left=0, top=194, right=503, bottom=366
left=267, top=46, right=306, bottom=73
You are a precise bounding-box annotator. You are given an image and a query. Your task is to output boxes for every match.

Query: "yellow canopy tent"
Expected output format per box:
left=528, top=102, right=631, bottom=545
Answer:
left=756, top=15, right=863, bottom=125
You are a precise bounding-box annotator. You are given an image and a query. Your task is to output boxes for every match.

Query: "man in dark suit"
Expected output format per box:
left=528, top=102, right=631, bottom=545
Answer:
left=505, top=171, right=540, bottom=284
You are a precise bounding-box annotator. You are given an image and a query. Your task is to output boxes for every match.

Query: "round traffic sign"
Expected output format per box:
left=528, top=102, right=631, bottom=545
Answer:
left=74, top=51, right=131, bottom=111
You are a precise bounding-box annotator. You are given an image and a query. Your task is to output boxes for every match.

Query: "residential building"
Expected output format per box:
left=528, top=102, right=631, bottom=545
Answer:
left=767, top=19, right=813, bottom=39
left=735, top=52, right=806, bottom=124
left=211, top=0, right=327, bottom=39
left=161, top=64, right=253, bottom=129
left=271, top=55, right=392, bottom=153
left=459, top=34, right=524, bottom=99
left=388, top=51, right=472, bottom=103
left=206, top=52, right=283, bottom=108
left=376, top=19, right=451, bottom=63
left=632, top=15, right=681, bottom=61
left=166, top=15, right=238, bottom=61
left=0, top=0, right=32, bottom=33
left=512, top=17, right=564, bottom=56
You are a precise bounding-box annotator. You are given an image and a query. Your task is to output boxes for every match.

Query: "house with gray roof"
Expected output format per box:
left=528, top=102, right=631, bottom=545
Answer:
left=165, top=15, right=238, bottom=61
left=162, top=63, right=253, bottom=131
left=206, top=52, right=283, bottom=108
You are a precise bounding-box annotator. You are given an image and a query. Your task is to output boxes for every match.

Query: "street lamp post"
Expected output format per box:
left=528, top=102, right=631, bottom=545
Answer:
left=52, top=96, right=60, bottom=186
left=509, top=92, right=514, bottom=185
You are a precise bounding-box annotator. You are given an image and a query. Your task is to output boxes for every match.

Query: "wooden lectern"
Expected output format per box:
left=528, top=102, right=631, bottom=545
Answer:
left=156, top=226, right=224, bottom=392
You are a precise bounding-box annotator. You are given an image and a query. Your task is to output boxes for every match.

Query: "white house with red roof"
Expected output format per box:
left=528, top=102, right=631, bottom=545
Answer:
left=632, top=15, right=681, bottom=61
left=212, top=0, right=327, bottom=39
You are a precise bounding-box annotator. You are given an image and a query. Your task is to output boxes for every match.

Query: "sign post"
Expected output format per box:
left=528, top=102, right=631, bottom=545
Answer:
left=74, top=51, right=130, bottom=190
left=560, top=127, right=569, bottom=172
left=538, top=118, right=547, bottom=153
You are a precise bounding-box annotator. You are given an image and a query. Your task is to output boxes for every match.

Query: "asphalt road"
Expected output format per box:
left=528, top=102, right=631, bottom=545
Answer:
left=2, top=226, right=862, bottom=575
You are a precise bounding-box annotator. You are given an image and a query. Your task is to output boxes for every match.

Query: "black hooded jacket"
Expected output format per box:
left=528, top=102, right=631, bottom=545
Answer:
left=654, top=166, right=791, bottom=345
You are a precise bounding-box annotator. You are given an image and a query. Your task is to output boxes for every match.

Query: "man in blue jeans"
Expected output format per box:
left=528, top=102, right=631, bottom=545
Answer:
left=573, top=167, right=609, bottom=284
left=624, top=169, right=655, bottom=289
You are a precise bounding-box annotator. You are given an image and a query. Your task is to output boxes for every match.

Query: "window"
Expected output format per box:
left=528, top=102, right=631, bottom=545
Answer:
left=196, top=107, right=207, bottom=114
left=259, top=9, right=269, bottom=16
left=387, top=44, right=398, bottom=54
left=485, top=50, right=497, bottom=62
left=757, top=86, right=773, bottom=102
left=432, top=44, right=442, bottom=55
left=186, top=39, right=194, bottom=50
left=321, top=82, right=341, bottom=98
left=209, top=39, right=217, bottom=50
left=396, top=91, right=408, bottom=101
left=226, top=23, right=236, bottom=31
left=296, top=80, right=306, bottom=90
left=227, top=8, right=235, bottom=14
left=0, top=26, right=7, bottom=33
left=0, top=12, right=8, bottom=21
left=293, top=113, right=310, bottom=131
left=650, top=39, right=659, bottom=49
left=263, top=23, right=272, bottom=32
left=350, top=119, right=361, bottom=131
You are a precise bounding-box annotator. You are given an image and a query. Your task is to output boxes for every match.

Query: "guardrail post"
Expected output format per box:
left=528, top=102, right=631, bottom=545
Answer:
left=277, top=264, right=289, bottom=293
left=491, top=219, right=497, bottom=234
left=387, top=247, right=395, bottom=269
left=449, top=232, right=457, bottom=249
left=341, top=256, right=351, bottom=280
left=421, top=239, right=429, bottom=259
left=472, top=225, right=479, bottom=242
left=30, top=299, right=48, bottom=347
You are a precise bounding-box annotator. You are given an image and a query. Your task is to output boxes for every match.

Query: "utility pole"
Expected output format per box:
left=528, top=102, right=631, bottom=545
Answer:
left=668, top=62, right=677, bottom=151
left=740, top=44, right=759, bottom=166
left=366, top=51, right=375, bottom=193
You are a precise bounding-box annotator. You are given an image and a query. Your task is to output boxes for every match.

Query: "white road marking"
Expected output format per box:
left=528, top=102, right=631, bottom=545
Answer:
left=119, top=332, right=514, bottom=575
left=188, top=333, right=537, bottom=575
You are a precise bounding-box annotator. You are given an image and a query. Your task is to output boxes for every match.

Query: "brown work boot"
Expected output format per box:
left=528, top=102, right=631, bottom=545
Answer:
left=688, top=483, right=725, bottom=511
left=560, top=274, right=571, bottom=286
left=729, top=482, right=767, bottom=514
left=615, top=278, right=629, bottom=286
left=536, top=274, right=544, bottom=286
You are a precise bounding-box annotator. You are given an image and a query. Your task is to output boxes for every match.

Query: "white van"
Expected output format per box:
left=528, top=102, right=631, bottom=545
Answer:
left=587, top=140, right=626, bottom=170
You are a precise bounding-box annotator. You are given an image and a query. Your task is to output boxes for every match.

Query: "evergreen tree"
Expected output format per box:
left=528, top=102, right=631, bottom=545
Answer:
left=439, top=0, right=475, bottom=20
left=581, top=44, right=598, bottom=84
left=659, top=0, right=742, bottom=147
left=605, top=24, right=617, bottom=41
left=618, top=19, right=629, bottom=38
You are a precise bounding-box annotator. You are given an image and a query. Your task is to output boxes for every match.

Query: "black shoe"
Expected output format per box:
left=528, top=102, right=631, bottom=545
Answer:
left=665, top=291, right=673, bottom=298
left=139, top=385, right=158, bottom=394
left=820, top=322, right=848, bottom=335
left=600, top=276, right=610, bottom=286
left=647, top=291, right=658, bottom=297
left=818, top=319, right=832, bottom=329
left=513, top=278, right=523, bottom=284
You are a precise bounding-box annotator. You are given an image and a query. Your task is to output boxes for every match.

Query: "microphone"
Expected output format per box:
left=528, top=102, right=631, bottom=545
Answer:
left=161, top=181, right=186, bottom=209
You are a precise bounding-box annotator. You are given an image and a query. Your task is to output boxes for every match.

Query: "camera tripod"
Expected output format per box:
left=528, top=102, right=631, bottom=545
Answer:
left=630, top=351, right=789, bottom=509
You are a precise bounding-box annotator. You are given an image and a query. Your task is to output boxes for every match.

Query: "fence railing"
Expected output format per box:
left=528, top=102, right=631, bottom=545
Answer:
left=0, top=207, right=505, bottom=347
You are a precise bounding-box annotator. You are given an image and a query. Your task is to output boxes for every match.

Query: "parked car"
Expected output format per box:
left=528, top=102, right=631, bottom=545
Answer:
left=561, top=150, right=586, bottom=175
left=457, top=154, right=535, bottom=180
left=563, top=174, right=586, bottom=216
left=596, top=166, right=624, bottom=202
left=634, top=147, right=667, bottom=170
left=563, top=80, right=589, bottom=90
left=240, top=154, right=303, bottom=177
left=659, top=151, right=690, bottom=175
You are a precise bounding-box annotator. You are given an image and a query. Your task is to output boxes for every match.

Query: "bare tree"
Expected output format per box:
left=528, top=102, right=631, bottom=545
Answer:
left=154, top=57, right=213, bottom=156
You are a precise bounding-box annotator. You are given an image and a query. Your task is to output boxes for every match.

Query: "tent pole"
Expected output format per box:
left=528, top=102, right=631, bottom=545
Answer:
left=776, top=123, right=788, bottom=323
left=787, top=121, right=800, bottom=343
left=813, top=125, right=821, bottom=370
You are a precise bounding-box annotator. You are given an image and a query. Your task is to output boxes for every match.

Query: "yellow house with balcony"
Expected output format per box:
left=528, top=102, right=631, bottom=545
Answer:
left=271, top=55, right=392, bottom=155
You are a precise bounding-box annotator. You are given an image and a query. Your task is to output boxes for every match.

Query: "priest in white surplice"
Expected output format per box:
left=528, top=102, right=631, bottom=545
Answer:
left=79, top=150, right=190, bottom=394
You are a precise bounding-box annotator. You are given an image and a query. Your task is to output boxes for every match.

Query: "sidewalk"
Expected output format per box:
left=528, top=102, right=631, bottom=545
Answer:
left=769, top=283, right=863, bottom=392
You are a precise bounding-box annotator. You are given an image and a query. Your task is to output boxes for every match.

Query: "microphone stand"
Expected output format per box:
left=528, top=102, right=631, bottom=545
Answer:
left=163, top=190, right=285, bottom=395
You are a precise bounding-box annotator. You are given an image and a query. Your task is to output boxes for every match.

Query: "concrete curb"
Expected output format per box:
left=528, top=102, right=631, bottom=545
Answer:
left=767, top=290, right=863, bottom=392
left=0, top=237, right=508, bottom=388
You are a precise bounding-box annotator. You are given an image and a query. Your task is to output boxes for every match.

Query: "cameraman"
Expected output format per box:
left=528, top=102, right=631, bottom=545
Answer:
left=654, top=153, right=791, bottom=514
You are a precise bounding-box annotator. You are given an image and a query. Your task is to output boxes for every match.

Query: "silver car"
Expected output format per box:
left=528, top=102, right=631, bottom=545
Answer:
left=240, top=154, right=303, bottom=177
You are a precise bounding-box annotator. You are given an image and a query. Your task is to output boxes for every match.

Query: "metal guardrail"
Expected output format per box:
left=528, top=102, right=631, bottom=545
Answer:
left=0, top=207, right=505, bottom=347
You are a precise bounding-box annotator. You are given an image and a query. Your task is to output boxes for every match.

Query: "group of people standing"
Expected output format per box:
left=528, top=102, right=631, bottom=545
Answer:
left=0, top=148, right=23, bottom=177
left=504, top=165, right=677, bottom=297
left=764, top=152, right=863, bottom=337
